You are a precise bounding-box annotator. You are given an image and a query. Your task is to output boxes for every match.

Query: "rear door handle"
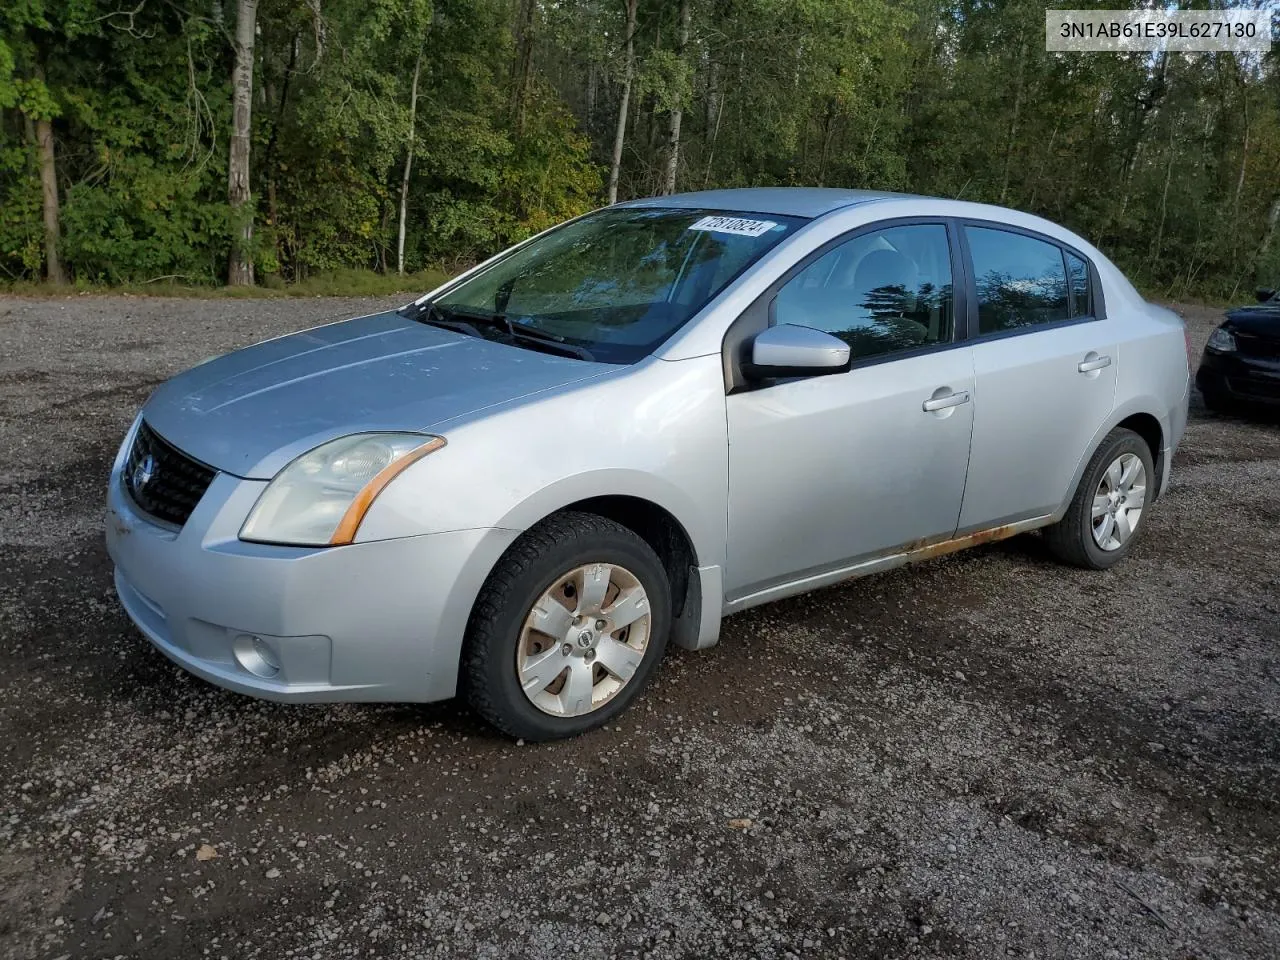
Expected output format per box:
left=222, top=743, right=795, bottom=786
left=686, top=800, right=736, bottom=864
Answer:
left=922, top=390, right=971, bottom=412
left=1078, top=354, right=1112, bottom=373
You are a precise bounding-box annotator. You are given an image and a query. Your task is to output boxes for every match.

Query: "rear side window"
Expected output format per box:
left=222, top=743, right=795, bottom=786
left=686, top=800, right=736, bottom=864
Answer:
left=1066, top=251, right=1091, bottom=317
left=966, top=227, right=1069, bottom=334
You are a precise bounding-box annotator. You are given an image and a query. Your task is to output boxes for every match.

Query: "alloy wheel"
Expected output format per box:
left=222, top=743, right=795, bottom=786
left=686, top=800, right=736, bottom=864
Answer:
left=1091, top=453, right=1147, bottom=551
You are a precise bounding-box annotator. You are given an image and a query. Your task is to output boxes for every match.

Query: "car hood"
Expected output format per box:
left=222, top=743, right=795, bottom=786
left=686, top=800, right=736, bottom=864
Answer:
left=141, top=310, right=613, bottom=478
left=1224, top=303, right=1280, bottom=337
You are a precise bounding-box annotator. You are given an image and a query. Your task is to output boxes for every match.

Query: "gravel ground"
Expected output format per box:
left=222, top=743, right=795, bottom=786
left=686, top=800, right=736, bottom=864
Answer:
left=0, top=295, right=1277, bottom=960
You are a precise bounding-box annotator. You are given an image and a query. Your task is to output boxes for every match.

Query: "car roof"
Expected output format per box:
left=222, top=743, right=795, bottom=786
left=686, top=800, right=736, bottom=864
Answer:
left=619, top=187, right=916, bottom=219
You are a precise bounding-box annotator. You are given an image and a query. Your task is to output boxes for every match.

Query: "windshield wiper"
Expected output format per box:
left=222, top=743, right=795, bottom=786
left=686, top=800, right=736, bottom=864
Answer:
left=503, top=318, right=597, bottom=362
left=405, top=301, right=487, bottom=340
left=418, top=304, right=596, bottom=362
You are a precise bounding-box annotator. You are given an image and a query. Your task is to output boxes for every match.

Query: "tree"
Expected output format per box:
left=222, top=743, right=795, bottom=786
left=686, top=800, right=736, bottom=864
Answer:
left=662, top=0, right=690, bottom=195
left=606, top=0, right=638, bottom=205
left=30, top=63, right=62, bottom=284
left=227, top=0, right=258, bottom=285
left=398, top=50, right=423, bottom=275
left=1, top=2, right=70, bottom=283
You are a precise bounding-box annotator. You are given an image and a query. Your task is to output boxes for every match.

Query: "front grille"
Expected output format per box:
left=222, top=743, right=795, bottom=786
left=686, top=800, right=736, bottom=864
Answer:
left=1234, top=332, right=1280, bottom=359
left=123, top=421, right=217, bottom=527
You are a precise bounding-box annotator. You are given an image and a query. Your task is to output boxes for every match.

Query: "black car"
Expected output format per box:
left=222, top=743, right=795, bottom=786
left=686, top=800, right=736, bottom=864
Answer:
left=1197, top=286, right=1280, bottom=410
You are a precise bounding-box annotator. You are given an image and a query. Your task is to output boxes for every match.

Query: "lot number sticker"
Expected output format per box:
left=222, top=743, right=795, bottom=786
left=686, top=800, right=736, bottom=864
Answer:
left=688, top=215, right=778, bottom=238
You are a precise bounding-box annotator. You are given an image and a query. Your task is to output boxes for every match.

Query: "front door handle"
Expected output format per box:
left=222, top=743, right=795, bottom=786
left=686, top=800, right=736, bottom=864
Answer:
left=1078, top=354, right=1112, bottom=373
left=922, top=390, right=971, bottom=413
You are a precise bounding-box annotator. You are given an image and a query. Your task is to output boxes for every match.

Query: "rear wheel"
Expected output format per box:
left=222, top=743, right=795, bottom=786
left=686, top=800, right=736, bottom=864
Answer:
left=1043, top=428, right=1154, bottom=570
left=462, top=512, right=670, bottom=741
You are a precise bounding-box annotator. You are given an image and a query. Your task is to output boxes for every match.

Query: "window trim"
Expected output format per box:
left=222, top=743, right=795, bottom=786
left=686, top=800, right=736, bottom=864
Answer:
left=721, top=217, right=969, bottom=394
left=957, top=219, right=1107, bottom=343
left=1063, top=248, right=1093, bottom=320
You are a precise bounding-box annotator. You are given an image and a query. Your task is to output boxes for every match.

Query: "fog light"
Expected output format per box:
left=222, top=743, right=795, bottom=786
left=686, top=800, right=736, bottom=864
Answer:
left=233, top=634, right=281, bottom=678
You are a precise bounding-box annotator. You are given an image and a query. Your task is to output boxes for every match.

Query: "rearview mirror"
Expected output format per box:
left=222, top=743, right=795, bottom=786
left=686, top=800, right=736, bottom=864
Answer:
left=1257, top=287, right=1276, bottom=304
left=745, top=324, right=850, bottom=379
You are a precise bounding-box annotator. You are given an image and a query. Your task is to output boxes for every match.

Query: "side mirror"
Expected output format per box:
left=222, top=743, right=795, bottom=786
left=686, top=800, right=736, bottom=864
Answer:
left=744, top=324, right=850, bottom=379
left=1257, top=288, right=1276, bottom=304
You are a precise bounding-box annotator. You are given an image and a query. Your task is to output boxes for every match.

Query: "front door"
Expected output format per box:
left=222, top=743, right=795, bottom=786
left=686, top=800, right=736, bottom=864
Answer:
left=724, top=222, right=976, bottom=599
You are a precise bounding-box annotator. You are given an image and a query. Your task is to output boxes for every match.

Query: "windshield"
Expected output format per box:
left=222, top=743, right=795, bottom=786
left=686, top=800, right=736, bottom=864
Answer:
left=425, top=207, right=805, bottom=363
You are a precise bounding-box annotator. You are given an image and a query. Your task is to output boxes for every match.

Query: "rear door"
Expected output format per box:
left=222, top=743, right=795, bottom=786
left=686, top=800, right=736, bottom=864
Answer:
left=958, top=225, right=1117, bottom=530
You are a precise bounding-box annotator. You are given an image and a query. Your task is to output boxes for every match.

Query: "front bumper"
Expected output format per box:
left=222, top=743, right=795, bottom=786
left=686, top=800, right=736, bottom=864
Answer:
left=105, top=437, right=518, bottom=703
left=1197, top=349, right=1280, bottom=406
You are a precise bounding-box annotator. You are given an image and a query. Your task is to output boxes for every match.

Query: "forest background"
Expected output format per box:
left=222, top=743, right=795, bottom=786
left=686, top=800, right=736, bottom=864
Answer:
left=2, top=0, right=1278, bottom=302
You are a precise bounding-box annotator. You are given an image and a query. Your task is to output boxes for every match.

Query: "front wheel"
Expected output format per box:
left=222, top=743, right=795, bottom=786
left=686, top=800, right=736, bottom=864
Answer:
left=1200, top=384, right=1235, bottom=415
left=461, top=512, right=671, bottom=741
left=1043, top=428, right=1154, bottom=570
left=1197, top=370, right=1235, bottom=414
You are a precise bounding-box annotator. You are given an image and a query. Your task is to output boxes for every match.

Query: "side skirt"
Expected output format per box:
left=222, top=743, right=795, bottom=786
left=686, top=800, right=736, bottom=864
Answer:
left=723, top=515, right=1054, bottom=616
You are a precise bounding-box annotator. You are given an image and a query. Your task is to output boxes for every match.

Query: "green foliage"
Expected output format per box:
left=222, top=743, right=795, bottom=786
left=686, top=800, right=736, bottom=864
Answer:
left=4, top=265, right=449, bottom=297
left=0, top=140, right=40, bottom=274
left=635, top=49, right=692, bottom=115
left=0, top=0, right=1277, bottom=299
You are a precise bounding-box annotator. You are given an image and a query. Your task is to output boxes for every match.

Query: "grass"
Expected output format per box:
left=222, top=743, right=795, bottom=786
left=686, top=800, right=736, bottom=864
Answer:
left=0, top=266, right=452, bottom=300
left=4, top=267, right=1259, bottom=310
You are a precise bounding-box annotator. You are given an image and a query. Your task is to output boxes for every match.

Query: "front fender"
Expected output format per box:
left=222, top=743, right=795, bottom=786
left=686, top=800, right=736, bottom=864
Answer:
left=353, top=354, right=730, bottom=565
left=490, top=468, right=712, bottom=562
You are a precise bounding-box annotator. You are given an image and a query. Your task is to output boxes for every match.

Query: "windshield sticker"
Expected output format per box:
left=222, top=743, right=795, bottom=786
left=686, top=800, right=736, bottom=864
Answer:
left=688, top=215, right=779, bottom=238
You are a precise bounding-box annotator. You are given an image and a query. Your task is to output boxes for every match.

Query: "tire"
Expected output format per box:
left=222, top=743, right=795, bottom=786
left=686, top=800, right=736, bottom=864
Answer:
left=1200, top=384, right=1234, bottom=414
left=1043, top=428, right=1155, bottom=571
left=461, top=511, right=671, bottom=741
left=1196, top=371, right=1234, bottom=414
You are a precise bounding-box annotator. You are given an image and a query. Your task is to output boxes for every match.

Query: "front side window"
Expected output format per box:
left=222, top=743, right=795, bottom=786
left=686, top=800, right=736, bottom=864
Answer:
left=967, top=227, right=1070, bottom=334
left=428, top=208, right=804, bottom=364
left=773, top=223, right=954, bottom=361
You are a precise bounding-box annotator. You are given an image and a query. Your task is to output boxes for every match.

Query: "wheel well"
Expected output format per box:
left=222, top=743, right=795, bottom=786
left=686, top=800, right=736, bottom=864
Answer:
left=1115, top=412, right=1164, bottom=498
left=553, top=496, right=697, bottom=617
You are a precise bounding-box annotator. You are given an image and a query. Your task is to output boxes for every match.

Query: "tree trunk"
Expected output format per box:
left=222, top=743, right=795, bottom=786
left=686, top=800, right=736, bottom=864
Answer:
left=511, top=0, right=536, bottom=135
left=702, top=54, right=722, bottom=188
left=263, top=33, right=300, bottom=278
left=29, top=66, right=64, bottom=285
left=1151, top=126, right=1176, bottom=271
left=662, top=0, right=690, bottom=195
left=34, top=117, right=65, bottom=285
left=1232, top=89, right=1249, bottom=215
left=1264, top=198, right=1280, bottom=253
left=703, top=50, right=719, bottom=132
left=306, top=0, right=325, bottom=62
left=586, top=61, right=597, bottom=129
left=1256, top=197, right=1280, bottom=282
left=398, top=52, right=423, bottom=276
left=816, top=101, right=836, bottom=187
left=227, top=0, right=259, bottom=286
left=999, top=36, right=1027, bottom=205
left=607, top=0, right=639, bottom=205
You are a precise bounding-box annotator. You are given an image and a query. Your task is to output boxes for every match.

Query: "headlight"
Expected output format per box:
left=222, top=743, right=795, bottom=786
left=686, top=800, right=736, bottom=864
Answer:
left=240, top=433, right=445, bottom=546
left=1206, top=327, right=1236, bottom=353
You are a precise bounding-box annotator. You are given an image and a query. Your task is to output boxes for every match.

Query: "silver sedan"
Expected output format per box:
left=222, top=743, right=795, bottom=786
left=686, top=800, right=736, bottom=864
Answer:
left=106, top=188, right=1191, bottom=740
